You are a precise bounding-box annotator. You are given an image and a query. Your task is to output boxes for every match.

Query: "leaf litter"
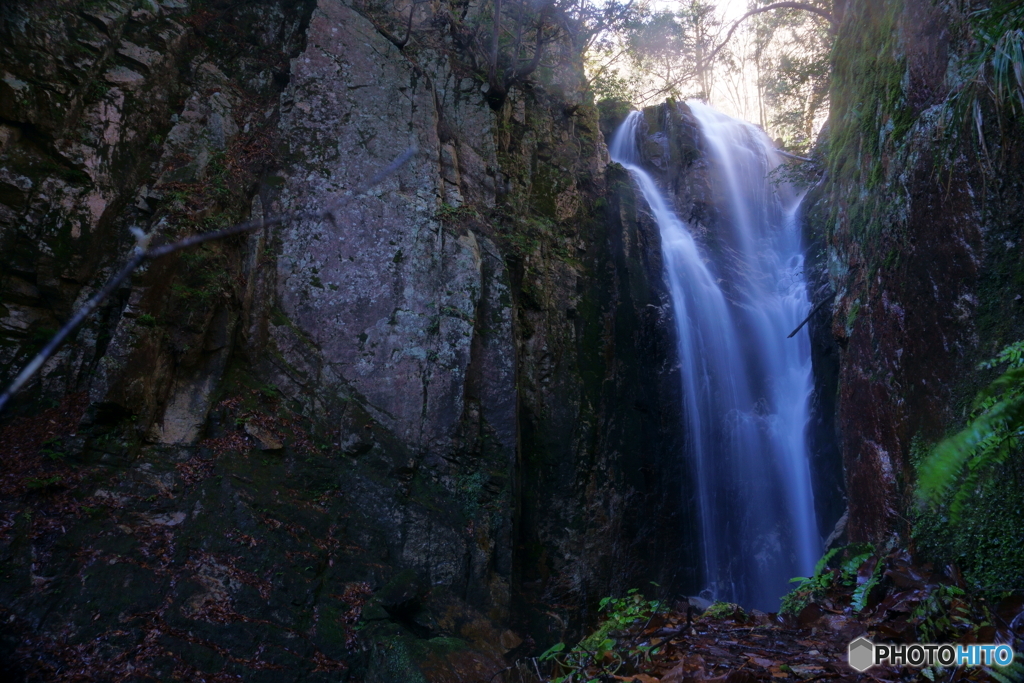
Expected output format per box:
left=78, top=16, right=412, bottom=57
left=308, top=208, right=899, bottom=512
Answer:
left=541, top=548, right=1023, bottom=683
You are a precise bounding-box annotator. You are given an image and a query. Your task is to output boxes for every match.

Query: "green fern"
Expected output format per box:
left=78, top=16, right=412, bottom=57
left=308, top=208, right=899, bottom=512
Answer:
left=986, top=659, right=1024, bottom=683
left=917, top=341, right=1024, bottom=519
left=851, top=556, right=884, bottom=612
left=840, top=551, right=873, bottom=582
left=781, top=545, right=874, bottom=614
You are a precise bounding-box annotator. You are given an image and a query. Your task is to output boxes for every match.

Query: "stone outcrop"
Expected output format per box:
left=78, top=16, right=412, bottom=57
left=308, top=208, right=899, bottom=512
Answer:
left=0, top=0, right=693, bottom=679
left=810, top=0, right=1024, bottom=546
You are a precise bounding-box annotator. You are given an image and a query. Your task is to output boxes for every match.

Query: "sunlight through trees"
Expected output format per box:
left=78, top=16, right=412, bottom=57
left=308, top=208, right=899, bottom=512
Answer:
left=585, top=0, right=833, bottom=150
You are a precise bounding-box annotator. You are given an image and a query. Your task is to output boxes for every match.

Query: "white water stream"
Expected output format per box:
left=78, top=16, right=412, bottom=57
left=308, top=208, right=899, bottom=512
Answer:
left=609, top=104, right=820, bottom=610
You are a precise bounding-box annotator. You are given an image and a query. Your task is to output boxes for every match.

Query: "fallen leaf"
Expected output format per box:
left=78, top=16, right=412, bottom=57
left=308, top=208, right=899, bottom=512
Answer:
left=613, top=675, right=660, bottom=683
left=744, top=654, right=773, bottom=667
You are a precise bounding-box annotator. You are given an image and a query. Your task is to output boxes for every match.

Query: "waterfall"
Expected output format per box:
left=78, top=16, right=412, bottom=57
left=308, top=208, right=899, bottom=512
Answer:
left=609, top=104, right=820, bottom=610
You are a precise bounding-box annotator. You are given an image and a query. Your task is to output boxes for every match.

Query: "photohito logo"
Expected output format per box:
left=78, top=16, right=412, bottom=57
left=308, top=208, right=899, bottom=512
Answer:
left=847, top=637, right=1016, bottom=672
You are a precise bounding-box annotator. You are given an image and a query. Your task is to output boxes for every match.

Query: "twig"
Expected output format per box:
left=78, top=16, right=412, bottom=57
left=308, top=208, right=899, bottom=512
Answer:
left=776, top=149, right=814, bottom=163
left=487, top=664, right=512, bottom=683
left=368, top=0, right=418, bottom=50
left=0, top=146, right=418, bottom=416
left=787, top=296, right=831, bottom=339
left=645, top=2, right=836, bottom=102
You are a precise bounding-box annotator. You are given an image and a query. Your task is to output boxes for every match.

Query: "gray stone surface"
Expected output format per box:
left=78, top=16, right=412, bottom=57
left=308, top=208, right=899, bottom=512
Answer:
left=274, top=0, right=484, bottom=454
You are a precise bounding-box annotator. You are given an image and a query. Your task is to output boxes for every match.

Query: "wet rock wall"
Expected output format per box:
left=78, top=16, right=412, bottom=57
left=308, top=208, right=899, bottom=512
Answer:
left=811, top=0, right=1024, bottom=546
left=0, top=0, right=692, bottom=679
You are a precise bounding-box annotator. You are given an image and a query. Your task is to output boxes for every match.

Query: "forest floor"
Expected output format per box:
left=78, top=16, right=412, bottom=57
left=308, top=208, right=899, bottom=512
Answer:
left=538, top=549, right=1024, bottom=683
left=1, top=399, right=1022, bottom=682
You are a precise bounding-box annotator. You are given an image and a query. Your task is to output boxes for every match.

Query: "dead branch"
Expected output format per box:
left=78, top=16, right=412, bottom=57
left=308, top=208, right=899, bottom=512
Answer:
left=787, top=295, right=831, bottom=338
left=0, top=146, right=419, bottom=416
left=776, top=148, right=814, bottom=162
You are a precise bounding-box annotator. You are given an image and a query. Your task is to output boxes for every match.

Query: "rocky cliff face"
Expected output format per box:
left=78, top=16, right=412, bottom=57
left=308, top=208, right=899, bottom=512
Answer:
left=810, top=0, right=1024, bottom=547
left=0, top=0, right=692, bottom=679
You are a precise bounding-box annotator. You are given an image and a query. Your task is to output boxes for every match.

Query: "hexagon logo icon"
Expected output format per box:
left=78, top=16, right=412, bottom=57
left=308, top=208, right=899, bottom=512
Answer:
left=848, top=637, right=875, bottom=672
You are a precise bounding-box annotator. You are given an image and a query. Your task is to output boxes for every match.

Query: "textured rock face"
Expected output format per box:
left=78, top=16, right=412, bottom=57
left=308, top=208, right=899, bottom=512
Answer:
left=0, top=0, right=692, bottom=679
left=272, top=0, right=489, bottom=454
left=813, top=0, right=1023, bottom=544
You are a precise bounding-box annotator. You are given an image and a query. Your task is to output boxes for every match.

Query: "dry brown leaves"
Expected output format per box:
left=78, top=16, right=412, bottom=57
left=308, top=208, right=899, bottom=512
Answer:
left=197, top=393, right=322, bottom=457
left=0, top=391, right=87, bottom=497
left=337, top=582, right=373, bottom=650
left=565, top=551, right=1024, bottom=683
left=199, top=431, right=252, bottom=457
left=175, top=455, right=216, bottom=486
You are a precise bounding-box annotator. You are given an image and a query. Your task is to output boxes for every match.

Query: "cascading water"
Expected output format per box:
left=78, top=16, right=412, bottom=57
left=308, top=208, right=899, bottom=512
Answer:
left=609, top=104, right=820, bottom=610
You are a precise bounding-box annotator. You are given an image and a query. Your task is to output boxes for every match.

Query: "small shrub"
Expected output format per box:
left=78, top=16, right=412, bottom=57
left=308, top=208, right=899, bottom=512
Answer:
left=781, top=544, right=874, bottom=614
left=539, top=588, right=664, bottom=683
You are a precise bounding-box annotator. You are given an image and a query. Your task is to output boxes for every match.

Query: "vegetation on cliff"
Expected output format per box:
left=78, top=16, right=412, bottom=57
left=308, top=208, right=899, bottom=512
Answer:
left=812, top=0, right=1024, bottom=598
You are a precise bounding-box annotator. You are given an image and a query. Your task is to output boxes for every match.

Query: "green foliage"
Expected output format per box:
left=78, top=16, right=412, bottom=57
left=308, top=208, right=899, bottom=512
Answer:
left=595, top=589, right=663, bottom=633
left=596, top=98, right=632, bottom=129
left=939, top=1, right=1024, bottom=172
left=781, top=544, right=874, bottom=614
left=781, top=546, right=837, bottom=613
left=585, top=1, right=719, bottom=105
left=917, top=340, right=1024, bottom=516
left=434, top=202, right=478, bottom=224
left=766, top=155, right=822, bottom=191
left=825, top=0, right=910, bottom=243
left=851, top=555, right=884, bottom=612
left=749, top=0, right=833, bottom=151
left=496, top=216, right=543, bottom=260
left=169, top=248, right=230, bottom=315
left=539, top=588, right=663, bottom=683
left=913, top=340, right=1024, bottom=593
left=41, top=438, right=66, bottom=461
left=986, top=659, right=1024, bottom=683
left=26, top=475, right=62, bottom=490
left=910, top=584, right=968, bottom=644
left=703, top=601, right=742, bottom=619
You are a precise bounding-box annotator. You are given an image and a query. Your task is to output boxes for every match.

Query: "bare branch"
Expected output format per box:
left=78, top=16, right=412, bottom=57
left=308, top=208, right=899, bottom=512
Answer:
left=584, top=44, right=630, bottom=87
left=704, top=2, right=836, bottom=71
left=787, top=296, right=831, bottom=338
left=0, top=146, right=419, bottom=416
left=580, top=0, right=635, bottom=52
left=776, top=149, right=813, bottom=162
left=508, top=18, right=548, bottom=83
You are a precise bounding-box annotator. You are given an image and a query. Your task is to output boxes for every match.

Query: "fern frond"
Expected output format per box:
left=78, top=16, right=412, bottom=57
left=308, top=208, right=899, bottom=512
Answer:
left=812, top=547, right=840, bottom=577
left=985, top=660, right=1024, bottom=683
left=917, top=340, right=1024, bottom=511
left=974, top=365, right=1024, bottom=405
